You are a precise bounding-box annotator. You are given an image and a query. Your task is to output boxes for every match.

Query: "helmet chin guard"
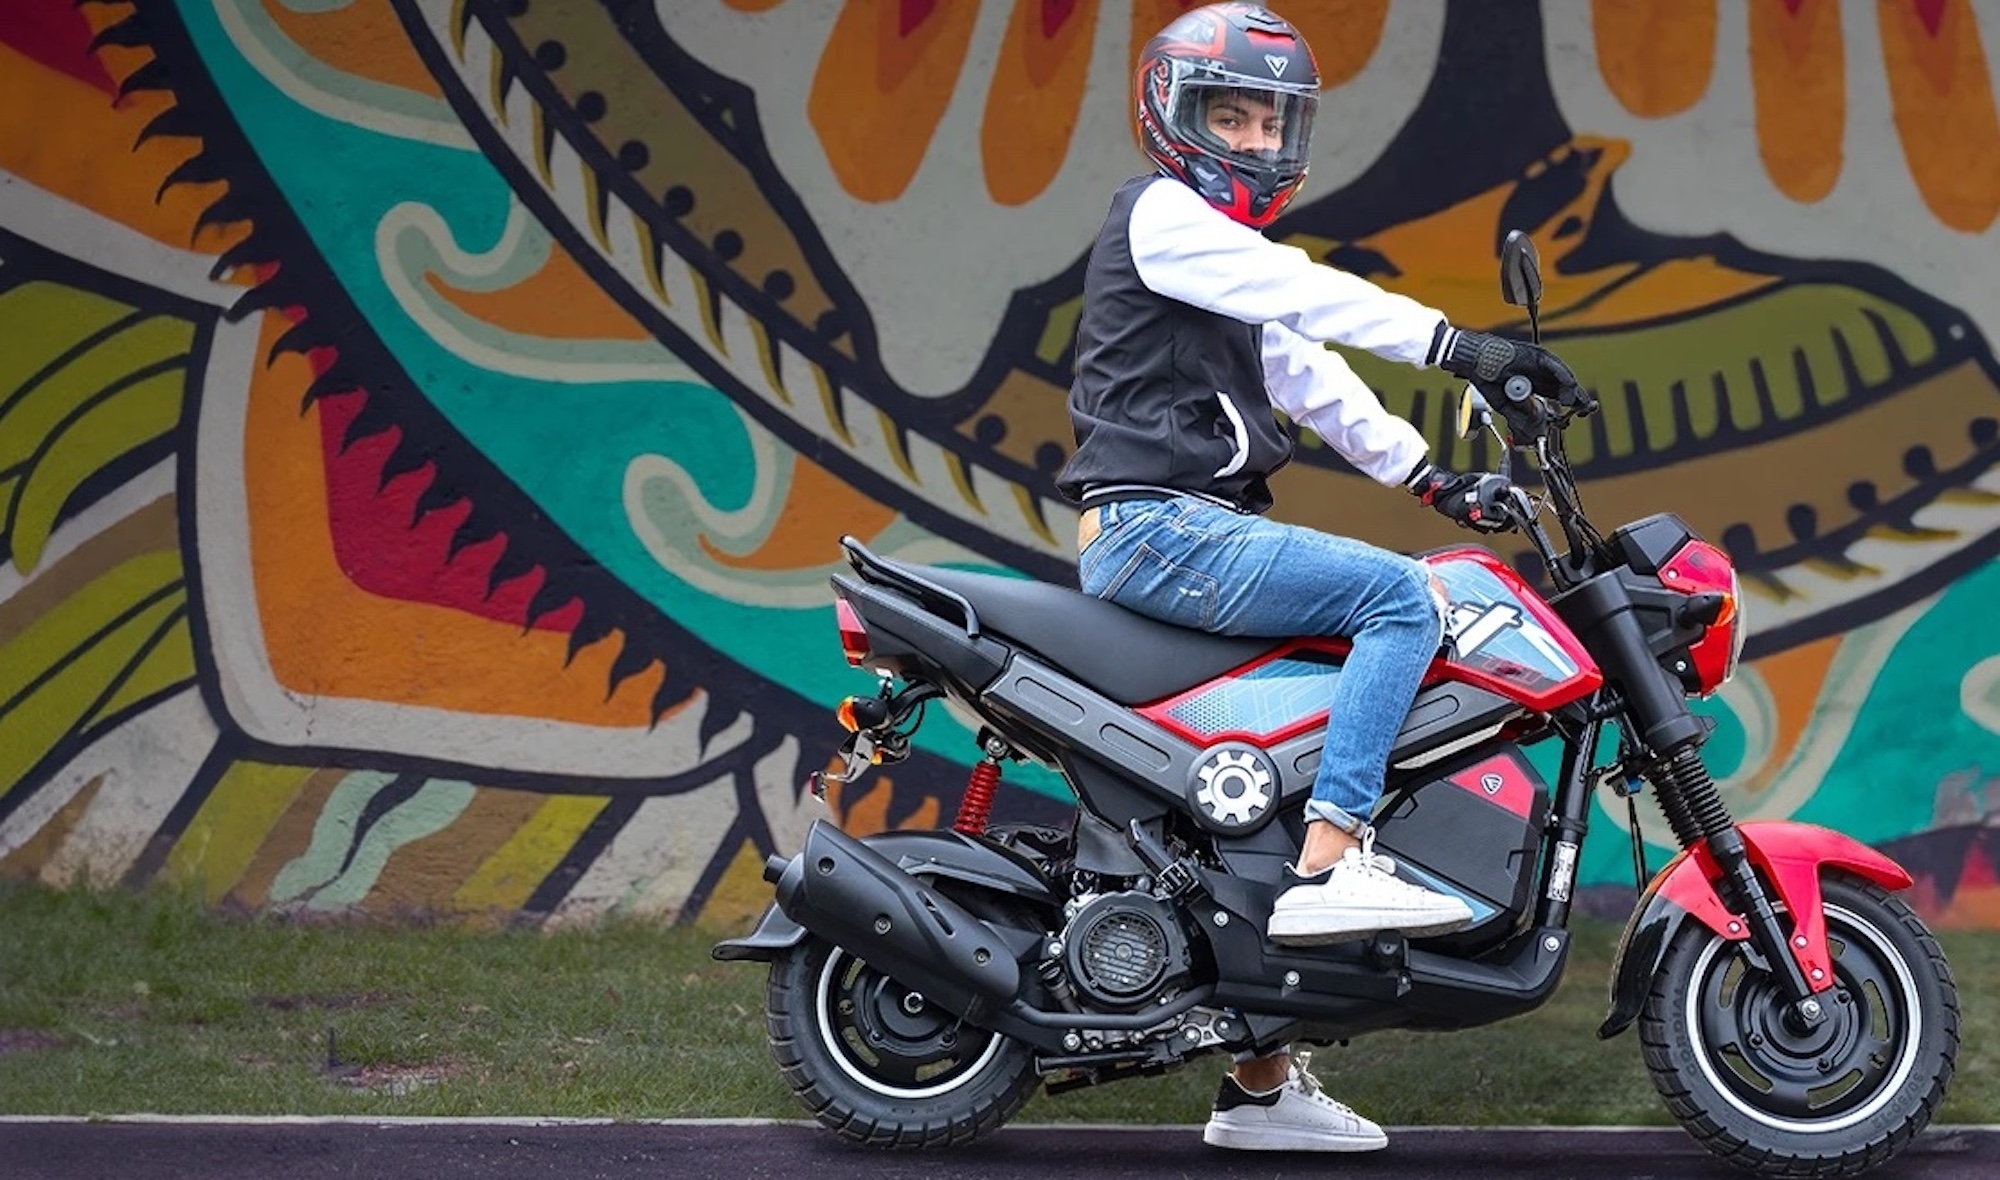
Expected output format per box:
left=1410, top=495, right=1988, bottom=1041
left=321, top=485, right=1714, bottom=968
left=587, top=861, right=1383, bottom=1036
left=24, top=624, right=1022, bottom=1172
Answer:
left=1135, top=4, right=1321, bottom=228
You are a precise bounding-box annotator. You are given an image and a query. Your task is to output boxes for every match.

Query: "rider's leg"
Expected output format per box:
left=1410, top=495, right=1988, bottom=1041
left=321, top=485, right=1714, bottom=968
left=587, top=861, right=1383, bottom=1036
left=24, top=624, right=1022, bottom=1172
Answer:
left=1077, top=499, right=1470, bottom=941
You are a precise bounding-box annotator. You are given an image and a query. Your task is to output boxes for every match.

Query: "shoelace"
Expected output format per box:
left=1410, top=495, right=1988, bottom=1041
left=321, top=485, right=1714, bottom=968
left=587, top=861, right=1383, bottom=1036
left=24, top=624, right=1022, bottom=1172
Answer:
left=1290, top=1050, right=1360, bottom=1114
left=1346, top=826, right=1398, bottom=877
left=1292, top=1049, right=1323, bottom=1098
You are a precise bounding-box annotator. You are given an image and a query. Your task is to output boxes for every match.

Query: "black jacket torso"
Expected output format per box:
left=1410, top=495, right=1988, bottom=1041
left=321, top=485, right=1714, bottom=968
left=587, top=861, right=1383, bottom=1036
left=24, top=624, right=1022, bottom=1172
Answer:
left=1056, top=176, right=1295, bottom=513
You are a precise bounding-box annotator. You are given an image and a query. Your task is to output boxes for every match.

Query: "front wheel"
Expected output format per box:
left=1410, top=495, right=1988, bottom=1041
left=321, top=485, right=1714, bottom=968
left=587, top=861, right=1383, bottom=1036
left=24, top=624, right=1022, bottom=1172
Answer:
left=765, top=936, right=1039, bottom=1148
left=1640, top=872, right=1958, bottom=1177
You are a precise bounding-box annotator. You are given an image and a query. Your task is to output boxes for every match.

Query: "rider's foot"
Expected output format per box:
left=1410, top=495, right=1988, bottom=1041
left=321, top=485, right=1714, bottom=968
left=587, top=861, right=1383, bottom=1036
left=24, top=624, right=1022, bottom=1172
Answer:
left=1267, top=829, right=1474, bottom=945
left=1203, top=1052, right=1387, bottom=1152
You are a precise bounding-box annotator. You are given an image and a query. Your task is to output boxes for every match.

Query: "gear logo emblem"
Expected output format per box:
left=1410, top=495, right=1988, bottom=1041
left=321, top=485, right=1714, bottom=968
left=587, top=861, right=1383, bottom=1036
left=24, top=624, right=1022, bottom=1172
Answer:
left=1193, top=747, right=1274, bottom=828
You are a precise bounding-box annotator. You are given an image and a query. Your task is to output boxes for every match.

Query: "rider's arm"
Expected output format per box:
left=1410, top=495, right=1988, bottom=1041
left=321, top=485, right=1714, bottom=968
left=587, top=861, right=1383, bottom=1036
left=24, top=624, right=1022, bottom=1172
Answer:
left=1127, top=177, right=1450, bottom=367
left=1261, top=322, right=1429, bottom=486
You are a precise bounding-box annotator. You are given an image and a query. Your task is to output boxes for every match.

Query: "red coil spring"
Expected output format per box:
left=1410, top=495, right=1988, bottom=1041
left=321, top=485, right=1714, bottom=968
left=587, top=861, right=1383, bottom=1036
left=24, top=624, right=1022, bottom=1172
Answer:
left=953, top=759, right=1001, bottom=836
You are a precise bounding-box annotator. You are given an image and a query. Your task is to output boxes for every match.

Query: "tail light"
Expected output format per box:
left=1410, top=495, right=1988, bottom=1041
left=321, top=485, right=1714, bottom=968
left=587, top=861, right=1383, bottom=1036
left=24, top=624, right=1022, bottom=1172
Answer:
left=834, top=598, right=869, bottom=666
left=1659, top=540, right=1743, bottom=695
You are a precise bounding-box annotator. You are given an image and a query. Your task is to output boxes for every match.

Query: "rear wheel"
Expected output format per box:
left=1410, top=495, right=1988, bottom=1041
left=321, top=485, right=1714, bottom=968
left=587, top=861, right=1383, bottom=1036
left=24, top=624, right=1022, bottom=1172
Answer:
left=1640, top=873, right=1958, bottom=1177
left=765, top=936, right=1039, bottom=1148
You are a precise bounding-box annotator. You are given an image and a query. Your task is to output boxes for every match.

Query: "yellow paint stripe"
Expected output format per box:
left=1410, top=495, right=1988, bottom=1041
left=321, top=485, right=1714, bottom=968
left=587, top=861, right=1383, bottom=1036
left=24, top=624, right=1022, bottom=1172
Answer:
left=530, top=105, right=553, bottom=184
left=583, top=168, right=609, bottom=252
left=163, top=762, right=315, bottom=903
left=691, top=271, right=726, bottom=353
left=1012, top=484, right=1059, bottom=547
left=449, top=0, right=470, bottom=57
left=637, top=222, right=673, bottom=307
left=813, top=366, right=853, bottom=447
left=451, top=792, right=610, bottom=913
left=878, top=409, right=917, bottom=483
left=945, top=449, right=980, bottom=512
left=487, top=35, right=511, bottom=126
left=748, top=318, right=791, bottom=405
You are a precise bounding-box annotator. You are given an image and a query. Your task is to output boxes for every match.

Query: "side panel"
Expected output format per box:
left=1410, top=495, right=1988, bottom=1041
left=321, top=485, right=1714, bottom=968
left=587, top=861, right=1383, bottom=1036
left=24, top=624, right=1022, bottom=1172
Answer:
left=1373, top=744, right=1551, bottom=932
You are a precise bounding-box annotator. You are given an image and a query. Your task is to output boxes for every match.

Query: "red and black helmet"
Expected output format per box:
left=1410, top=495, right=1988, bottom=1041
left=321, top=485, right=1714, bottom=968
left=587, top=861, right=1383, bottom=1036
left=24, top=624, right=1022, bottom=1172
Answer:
left=1134, top=4, right=1320, bottom=229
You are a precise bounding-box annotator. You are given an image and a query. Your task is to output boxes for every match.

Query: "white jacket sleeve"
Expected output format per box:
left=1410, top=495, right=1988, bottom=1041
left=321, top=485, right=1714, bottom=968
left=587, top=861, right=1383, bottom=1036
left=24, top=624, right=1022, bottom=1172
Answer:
left=1127, top=177, right=1448, bottom=366
left=1262, top=322, right=1428, bottom=486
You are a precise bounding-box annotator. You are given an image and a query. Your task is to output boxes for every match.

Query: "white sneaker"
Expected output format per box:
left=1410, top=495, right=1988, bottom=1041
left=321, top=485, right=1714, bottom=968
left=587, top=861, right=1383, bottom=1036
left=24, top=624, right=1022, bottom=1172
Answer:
left=1202, top=1051, right=1387, bottom=1152
left=1267, top=828, right=1475, bottom=945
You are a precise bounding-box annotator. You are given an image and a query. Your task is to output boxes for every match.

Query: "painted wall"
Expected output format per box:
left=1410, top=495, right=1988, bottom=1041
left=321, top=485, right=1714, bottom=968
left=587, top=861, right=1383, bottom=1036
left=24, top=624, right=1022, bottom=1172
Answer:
left=2, top=1, right=1998, bottom=930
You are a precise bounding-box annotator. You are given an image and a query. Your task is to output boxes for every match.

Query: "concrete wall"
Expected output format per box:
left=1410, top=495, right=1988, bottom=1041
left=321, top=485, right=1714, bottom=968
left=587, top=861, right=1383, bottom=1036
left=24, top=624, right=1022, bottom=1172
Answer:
left=2, top=0, right=1997, bottom=929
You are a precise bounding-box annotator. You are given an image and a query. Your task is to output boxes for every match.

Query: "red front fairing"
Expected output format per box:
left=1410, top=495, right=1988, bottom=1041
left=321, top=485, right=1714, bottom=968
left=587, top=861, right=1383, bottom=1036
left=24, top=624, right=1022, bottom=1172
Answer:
left=1651, top=822, right=1915, bottom=994
left=1137, top=547, right=1601, bottom=745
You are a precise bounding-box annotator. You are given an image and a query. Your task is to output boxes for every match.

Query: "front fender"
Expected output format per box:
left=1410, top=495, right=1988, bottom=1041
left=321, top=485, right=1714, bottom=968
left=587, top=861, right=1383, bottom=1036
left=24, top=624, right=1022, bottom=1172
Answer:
left=1597, top=821, right=1911, bottom=1039
left=709, top=827, right=1060, bottom=964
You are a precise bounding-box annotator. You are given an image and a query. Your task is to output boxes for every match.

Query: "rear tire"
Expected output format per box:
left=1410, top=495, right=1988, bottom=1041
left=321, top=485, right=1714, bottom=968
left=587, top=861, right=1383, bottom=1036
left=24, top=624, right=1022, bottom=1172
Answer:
left=765, top=936, right=1039, bottom=1148
left=1639, top=873, right=1958, bottom=1177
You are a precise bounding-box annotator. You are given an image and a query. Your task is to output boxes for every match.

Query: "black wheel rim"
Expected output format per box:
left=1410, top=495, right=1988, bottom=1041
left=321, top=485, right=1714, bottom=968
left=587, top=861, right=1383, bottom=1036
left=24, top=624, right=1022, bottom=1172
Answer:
left=813, top=948, right=1003, bottom=1099
left=1688, top=903, right=1922, bottom=1133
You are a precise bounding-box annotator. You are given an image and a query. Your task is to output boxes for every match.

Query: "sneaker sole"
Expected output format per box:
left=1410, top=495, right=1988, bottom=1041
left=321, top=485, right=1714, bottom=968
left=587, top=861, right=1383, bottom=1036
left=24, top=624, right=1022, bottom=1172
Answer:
left=1267, top=909, right=1474, bottom=946
left=1203, top=1121, right=1388, bottom=1152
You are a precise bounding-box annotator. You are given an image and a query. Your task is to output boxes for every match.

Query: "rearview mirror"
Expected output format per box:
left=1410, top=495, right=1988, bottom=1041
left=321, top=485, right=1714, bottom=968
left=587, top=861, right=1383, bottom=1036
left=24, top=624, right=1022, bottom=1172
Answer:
left=1456, top=386, right=1489, bottom=439
left=1500, top=230, right=1543, bottom=308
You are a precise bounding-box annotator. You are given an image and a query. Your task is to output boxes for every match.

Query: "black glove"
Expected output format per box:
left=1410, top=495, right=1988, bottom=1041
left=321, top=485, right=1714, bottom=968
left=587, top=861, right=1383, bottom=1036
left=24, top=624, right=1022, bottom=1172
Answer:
left=1434, top=327, right=1585, bottom=407
left=1405, top=460, right=1515, bottom=533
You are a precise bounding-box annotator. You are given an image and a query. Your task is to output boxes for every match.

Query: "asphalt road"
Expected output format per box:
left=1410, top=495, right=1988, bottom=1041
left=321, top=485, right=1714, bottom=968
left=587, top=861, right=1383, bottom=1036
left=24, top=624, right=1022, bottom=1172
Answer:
left=3, top=1121, right=1996, bottom=1180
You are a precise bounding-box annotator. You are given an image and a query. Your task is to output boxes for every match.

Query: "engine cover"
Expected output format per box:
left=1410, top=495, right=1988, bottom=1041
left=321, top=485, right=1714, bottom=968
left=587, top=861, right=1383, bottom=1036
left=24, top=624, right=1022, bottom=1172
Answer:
left=1060, top=891, right=1194, bottom=1012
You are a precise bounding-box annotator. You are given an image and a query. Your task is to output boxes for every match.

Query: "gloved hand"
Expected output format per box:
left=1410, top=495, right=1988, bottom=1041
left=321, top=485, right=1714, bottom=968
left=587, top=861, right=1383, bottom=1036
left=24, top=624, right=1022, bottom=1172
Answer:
left=1435, top=327, right=1583, bottom=405
left=1405, top=460, right=1515, bottom=533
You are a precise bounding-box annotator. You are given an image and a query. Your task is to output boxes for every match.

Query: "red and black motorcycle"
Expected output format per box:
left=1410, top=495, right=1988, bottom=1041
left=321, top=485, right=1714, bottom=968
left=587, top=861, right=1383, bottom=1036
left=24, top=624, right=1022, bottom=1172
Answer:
left=714, top=233, right=1957, bottom=1177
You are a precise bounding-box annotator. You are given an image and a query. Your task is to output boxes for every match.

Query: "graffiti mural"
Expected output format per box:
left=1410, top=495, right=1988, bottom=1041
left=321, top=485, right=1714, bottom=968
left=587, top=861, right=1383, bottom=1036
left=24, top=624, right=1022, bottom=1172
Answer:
left=1, top=1, right=1997, bottom=930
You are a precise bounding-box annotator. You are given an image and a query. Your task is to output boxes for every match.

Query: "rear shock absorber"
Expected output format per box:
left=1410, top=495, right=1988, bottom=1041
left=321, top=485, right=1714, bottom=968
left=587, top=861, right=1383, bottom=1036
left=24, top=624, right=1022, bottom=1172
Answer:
left=953, top=737, right=1008, bottom=836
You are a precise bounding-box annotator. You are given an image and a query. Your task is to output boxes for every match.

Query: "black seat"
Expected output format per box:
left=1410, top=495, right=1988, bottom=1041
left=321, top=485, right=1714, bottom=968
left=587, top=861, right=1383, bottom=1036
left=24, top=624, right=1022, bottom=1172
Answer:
left=869, top=558, right=1276, bottom=706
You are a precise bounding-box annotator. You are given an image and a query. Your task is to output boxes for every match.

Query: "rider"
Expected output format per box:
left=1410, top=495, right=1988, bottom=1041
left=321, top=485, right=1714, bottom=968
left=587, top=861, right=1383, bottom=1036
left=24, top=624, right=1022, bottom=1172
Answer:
left=1058, top=2, right=1584, bottom=1153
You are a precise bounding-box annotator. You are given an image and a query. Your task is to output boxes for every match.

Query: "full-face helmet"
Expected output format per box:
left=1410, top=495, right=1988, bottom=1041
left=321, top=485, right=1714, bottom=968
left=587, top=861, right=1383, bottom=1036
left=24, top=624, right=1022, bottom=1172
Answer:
left=1134, top=4, right=1320, bottom=228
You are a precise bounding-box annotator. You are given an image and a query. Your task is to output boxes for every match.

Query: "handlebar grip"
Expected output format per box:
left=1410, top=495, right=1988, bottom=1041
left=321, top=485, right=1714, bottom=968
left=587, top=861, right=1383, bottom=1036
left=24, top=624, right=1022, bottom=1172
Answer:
left=1503, top=375, right=1534, bottom=402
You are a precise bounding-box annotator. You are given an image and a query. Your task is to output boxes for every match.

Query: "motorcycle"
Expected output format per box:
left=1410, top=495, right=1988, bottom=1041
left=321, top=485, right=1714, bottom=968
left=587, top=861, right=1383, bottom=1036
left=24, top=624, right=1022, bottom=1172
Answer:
left=713, top=233, right=1958, bottom=1176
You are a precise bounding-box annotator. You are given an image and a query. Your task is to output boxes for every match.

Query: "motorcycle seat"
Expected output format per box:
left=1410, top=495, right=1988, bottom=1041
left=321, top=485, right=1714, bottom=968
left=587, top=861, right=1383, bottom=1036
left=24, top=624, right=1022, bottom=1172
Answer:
left=866, top=557, right=1277, bottom=706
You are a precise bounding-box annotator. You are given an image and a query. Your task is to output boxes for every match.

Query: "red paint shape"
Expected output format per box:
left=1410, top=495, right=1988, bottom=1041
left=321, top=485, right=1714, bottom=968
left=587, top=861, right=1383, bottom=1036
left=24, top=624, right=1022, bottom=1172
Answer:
left=1444, top=752, right=1536, bottom=819
left=898, top=0, right=938, bottom=38
left=1040, top=0, right=1079, bottom=38
left=1913, top=0, right=1949, bottom=37
left=314, top=390, right=580, bottom=634
left=0, top=2, right=116, bottom=94
left=1956, top=840, right=1999, bottom=892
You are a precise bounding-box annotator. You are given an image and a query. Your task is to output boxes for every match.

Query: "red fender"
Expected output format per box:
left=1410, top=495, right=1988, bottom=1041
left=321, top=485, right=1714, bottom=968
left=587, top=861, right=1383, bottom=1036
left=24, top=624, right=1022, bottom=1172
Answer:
left=1652, top=820, right=1913, bottom=994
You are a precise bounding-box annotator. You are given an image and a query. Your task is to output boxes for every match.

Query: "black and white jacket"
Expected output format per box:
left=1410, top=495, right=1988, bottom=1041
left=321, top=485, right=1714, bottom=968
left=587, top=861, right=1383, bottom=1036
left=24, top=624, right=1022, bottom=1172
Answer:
left=1057, top=174, right=1450, bottom=514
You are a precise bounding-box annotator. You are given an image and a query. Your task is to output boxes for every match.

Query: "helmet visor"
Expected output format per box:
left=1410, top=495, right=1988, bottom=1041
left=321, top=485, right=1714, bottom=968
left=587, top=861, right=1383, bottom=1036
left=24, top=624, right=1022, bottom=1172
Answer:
left=1165, top=67, right=1317, bottom=178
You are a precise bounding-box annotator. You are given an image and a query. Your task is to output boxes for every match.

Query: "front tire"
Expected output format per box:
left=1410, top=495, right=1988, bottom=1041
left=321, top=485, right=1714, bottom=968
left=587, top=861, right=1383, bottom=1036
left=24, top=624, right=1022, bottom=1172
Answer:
left=765, top=936, right=1039, bottom=1148
left=1640, top=873, right=1958, bottom=1177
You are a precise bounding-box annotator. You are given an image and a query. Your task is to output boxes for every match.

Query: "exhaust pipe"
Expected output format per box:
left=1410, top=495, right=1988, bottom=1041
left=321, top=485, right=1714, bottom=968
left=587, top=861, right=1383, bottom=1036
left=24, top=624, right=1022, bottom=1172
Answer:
left=772, top=821, right=1021, bottom=1023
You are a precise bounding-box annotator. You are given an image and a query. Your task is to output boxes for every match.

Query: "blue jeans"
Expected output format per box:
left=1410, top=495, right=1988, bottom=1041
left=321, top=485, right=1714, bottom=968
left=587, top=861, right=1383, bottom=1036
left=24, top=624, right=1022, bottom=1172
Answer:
left=1077, top=497, right=1444, bottom=834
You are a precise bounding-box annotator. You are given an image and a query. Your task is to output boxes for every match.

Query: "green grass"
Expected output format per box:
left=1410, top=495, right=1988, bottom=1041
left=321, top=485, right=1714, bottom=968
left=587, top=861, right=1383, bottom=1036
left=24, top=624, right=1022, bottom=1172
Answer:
left=1, top=880, right=1993, bottom=1125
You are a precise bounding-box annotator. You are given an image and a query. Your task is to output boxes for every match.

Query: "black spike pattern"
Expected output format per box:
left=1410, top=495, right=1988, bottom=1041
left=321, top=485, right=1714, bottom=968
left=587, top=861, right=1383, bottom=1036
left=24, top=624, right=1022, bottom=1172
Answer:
left=88, top=14, right=153, bottom=52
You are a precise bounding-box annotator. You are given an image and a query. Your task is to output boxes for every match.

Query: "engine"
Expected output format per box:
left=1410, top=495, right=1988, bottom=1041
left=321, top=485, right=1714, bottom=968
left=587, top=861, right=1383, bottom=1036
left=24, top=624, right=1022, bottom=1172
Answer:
left=1058, top=891, right=1195, bottom=1012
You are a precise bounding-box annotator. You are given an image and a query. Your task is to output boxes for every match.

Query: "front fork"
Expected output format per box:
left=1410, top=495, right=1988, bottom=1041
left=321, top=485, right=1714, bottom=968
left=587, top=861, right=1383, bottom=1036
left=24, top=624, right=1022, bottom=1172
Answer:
left=1650, top=746, right=1827, bottom=1004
